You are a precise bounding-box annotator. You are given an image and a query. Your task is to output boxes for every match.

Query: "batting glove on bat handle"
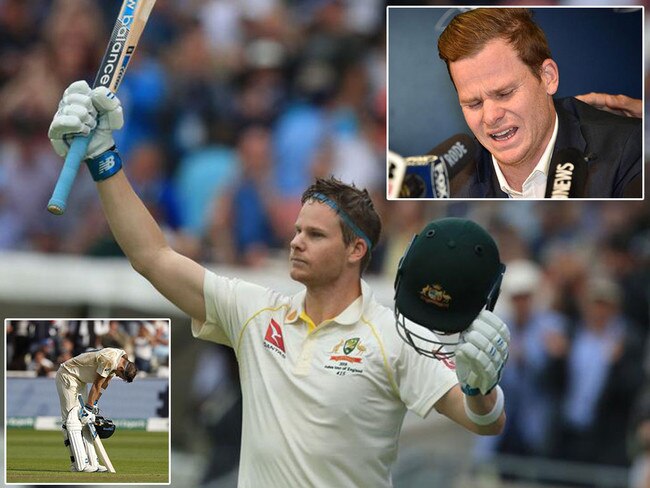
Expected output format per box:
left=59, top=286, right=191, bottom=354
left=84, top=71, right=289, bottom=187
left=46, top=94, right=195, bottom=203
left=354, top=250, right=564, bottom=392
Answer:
left=454, top=309, right=510, bottom=396
left=47, top=80, right=124, bottom=214
left=79, top=406, right=96, bottom=425
left=85, top=402, right=100, bottom=415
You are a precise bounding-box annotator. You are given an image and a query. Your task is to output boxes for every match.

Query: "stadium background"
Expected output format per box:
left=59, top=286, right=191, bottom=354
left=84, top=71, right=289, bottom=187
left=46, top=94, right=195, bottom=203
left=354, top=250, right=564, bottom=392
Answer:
left=0, top=0, right=648, bottom=487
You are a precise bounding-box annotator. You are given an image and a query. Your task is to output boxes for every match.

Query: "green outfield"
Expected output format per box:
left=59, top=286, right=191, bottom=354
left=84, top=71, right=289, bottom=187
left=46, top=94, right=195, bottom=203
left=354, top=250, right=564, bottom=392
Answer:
left=6, top=429, right=169, bottom=484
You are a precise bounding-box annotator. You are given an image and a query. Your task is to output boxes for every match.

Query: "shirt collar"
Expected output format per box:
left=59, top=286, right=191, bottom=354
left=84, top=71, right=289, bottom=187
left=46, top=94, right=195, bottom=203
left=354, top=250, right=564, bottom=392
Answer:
left=285, top=280, right=372, bottom=326
left=492, top=114, right=559, bottom=199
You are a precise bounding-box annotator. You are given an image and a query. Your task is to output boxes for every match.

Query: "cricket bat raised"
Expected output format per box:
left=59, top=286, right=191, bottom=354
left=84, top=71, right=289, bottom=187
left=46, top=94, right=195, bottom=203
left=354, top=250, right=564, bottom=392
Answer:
left=47, top=0, right=157, bottom=215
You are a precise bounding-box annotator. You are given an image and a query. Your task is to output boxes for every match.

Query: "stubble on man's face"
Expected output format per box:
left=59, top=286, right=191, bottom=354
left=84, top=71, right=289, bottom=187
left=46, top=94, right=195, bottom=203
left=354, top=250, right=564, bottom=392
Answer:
left=289, top=201, right=349, bottom=289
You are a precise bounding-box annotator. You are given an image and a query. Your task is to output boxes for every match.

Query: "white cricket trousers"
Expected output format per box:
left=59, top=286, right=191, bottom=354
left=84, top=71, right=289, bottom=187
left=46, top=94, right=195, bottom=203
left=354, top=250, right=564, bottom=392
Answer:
left=54, top=367, right=87, bottom=421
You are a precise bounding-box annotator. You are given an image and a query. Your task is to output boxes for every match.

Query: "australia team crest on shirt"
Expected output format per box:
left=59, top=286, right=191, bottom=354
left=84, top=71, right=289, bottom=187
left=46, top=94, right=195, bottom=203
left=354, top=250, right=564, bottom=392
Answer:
left=324, top=337, right=367, bottom=376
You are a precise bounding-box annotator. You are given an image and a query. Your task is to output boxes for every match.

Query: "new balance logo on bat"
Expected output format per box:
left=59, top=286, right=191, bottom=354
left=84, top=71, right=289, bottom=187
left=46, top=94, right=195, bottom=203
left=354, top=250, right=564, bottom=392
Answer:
left=98, top=155, right=116, bottom=174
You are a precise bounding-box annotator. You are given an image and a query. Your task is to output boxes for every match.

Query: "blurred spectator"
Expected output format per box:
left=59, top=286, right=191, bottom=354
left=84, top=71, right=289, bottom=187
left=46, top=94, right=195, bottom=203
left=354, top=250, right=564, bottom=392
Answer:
left=600, top=229, right=650, bottom=339
left=0, top=0, right=42, bottom=87
left=56, top=337, right=75, bottom=365
left=33, top=337, right=57, bottom=363
left=6, top=320, right=54, bottom=370
left=113, top=53, right=167, bottom=157
left=101, top=320, right=133, bottom=351
left=164, top=19, right=236, bottom=160
left=134, top=323, right=156, bottom=373
left=272, top=59, right=333, bottom=198
left=209, top=124, right=283, bottom=266
left=8, top=321, right=31, bottom=370
left=554, top=276, right=645, bottom=467
left=6, top=322, right=15, bottom=368
left=42, top=0, right=106, bottom=86
left=27, top=348, right=55, bottom=376
left=0, top=120, right=60, bottom=251
left=152, top=320, right=170, bottom=371
left=128, top=142, right=181, bottom=229
left=67, top=320, right=105, bottom=355
left=540, top=242, right=590, bottom=322
left=380, top=200, right=431, bottom=278
left=477, top=260, right=570, bottom=462
left=191, top=344, right=242, bottom=485
left=326, top=62, right=382, bottom=191
left=174, top=141, right=239, bottom=241
left=233, top=38, right=289, bottom=127
left=630, top=388, right=650, bottom=488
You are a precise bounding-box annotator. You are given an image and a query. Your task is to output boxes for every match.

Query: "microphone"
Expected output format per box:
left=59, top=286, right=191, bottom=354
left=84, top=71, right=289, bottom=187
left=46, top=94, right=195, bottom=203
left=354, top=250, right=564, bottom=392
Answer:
left=544, top=148, right=587, bottom=198
left=401, top=134, right=476, bottom=198
left=388, top=150, right=407, bottom=199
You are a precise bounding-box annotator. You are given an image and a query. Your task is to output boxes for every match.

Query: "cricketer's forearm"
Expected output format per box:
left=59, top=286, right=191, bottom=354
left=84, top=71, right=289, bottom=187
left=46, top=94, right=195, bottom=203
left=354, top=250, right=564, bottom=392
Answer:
left=88, top=382, right=103, bottom=407
left=97, top=171, right=167, bottom=272
left=96, top=171, right=206, bottom=322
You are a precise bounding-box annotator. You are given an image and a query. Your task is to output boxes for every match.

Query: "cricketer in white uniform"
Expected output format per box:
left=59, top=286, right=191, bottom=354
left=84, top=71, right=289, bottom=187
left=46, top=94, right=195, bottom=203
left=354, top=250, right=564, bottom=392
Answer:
left=48, top=81, right=510, bottom=487
left=193, top=274, right=458, bottom=486
left=55, top=347, right=137, bottom=472
left=193, top=213, right=510, bottom=487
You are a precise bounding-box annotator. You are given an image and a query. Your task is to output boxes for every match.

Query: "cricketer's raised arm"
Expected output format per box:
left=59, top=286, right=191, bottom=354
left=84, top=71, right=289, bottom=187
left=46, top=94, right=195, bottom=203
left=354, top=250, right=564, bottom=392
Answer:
left=48, top=0, right=157, bottom=215
left=48, top=82, right=206, bottom=323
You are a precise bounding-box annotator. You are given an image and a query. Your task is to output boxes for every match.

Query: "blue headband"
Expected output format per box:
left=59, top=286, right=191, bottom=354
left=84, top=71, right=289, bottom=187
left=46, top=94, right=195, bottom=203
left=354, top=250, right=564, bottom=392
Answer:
left=312, top=192, right=373, bottom=251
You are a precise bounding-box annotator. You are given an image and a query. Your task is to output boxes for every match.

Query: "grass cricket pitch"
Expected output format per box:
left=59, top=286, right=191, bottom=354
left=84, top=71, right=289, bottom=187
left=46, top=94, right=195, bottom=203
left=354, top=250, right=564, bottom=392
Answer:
left=6, top=429, right=169, bottom=483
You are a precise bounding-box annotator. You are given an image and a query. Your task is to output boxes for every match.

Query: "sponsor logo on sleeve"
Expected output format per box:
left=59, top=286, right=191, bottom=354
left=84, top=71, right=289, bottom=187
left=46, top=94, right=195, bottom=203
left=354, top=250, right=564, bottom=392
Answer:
left=264, top=319, right=286, bottom=358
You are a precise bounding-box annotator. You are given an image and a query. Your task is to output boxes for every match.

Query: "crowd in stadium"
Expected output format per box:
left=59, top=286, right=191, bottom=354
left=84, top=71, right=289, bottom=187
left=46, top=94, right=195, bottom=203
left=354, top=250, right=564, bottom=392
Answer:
left=0, top=0, right=648, bottom=486
left=6, top=319, right=170, bottom=377
left=0, top=0, right=386, bottom=258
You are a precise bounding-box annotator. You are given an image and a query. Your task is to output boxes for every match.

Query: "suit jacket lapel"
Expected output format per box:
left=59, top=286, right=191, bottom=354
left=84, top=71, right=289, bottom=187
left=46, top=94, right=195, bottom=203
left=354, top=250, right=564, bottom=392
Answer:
left=553, top=98, right=588, bottom=156
left=471, top=145, right=508, bottom=197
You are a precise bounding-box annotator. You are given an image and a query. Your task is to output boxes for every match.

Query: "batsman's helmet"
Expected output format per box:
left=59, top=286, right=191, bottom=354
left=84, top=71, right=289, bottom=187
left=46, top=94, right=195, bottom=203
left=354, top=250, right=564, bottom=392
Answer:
left=94, top=416, right=116, bottom=439
left=394, top=218, right=505, bottom=359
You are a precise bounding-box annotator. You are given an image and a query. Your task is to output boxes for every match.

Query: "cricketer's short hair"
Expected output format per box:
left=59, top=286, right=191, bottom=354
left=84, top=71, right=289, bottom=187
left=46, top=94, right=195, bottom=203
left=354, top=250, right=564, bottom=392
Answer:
left=438, top=8, right=552, bottom=83
left=123, top=359, right=138, bottom=383
left=301, top=177, right=381, bottom=274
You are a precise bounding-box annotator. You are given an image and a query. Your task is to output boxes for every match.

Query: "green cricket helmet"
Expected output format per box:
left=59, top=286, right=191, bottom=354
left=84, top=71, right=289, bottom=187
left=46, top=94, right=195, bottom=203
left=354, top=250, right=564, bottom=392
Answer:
left=394, top=218, right=505, bottom=359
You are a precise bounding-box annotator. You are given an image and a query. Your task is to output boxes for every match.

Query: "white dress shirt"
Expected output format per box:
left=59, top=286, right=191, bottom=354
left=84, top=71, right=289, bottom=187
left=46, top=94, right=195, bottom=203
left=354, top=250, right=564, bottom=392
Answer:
left=492, top=115, right=559, bottom=199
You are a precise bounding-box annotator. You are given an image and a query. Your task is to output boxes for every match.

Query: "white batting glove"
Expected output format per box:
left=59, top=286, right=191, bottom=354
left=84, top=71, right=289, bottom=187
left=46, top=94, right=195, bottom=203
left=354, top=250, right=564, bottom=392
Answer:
left=48, top=80, right=123, bottom=160
left=79, top=406, right=96, bottom=425
left=455, top=310, right=510, bottom=396
left=85, top=402, right=100, bottom=415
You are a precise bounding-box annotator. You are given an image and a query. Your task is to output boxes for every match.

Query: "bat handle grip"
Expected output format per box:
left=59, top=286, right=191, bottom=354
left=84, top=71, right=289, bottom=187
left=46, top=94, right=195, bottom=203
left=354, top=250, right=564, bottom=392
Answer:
left=47, top=134, right=92, bottom=215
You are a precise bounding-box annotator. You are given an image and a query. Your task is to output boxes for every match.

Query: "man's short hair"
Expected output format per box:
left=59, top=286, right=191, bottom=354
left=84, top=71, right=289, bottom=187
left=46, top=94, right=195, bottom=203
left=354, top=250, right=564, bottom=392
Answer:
left=123, top=360, right=138, bottom=383
left=438, top=8, right=552, bottom=82
left=301, top=177, right=381, bottom=274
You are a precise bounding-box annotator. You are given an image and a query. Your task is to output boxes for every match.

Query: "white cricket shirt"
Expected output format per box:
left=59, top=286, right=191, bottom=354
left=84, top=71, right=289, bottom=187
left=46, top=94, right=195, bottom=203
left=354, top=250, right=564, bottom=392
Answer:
left=192, top=271, right=458, bottom=488
left=60, top=347, right=125, bottom=384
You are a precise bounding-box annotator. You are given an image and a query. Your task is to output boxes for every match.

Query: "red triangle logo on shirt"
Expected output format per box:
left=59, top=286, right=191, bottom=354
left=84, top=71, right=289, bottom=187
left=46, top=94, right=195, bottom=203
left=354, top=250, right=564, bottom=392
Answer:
left=264, top=319, right=285, bottom=353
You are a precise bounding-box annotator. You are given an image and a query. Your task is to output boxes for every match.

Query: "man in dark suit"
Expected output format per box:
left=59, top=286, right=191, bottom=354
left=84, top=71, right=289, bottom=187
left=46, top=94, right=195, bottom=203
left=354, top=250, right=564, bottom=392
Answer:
left=438, top=8, right=641, bottom=199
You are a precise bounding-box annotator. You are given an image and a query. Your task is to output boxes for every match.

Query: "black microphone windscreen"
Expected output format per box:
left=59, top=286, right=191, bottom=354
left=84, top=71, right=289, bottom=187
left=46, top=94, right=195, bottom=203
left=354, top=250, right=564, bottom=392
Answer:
left=545, top=148, right=587, bottom=198
left=401, top=134, right=476, bottom=198
left=425, top=133, right=476, bottom=179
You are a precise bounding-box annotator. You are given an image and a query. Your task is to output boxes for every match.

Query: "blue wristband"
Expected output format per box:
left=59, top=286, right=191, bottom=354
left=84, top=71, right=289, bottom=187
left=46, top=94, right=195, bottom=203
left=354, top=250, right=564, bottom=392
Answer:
left=87, top=149, right=123, bottom=181
left=461, top=384, right=481, bottom=396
